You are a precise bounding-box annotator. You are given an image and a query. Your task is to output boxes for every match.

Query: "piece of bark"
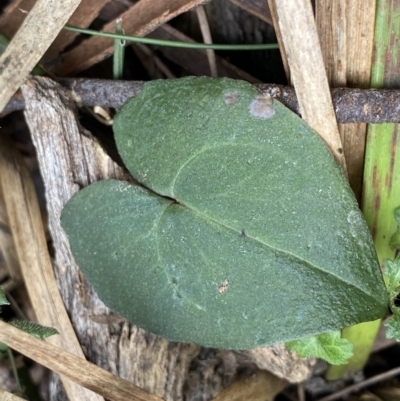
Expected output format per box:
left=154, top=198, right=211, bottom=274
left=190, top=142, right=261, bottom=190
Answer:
left=270, top=0, right=346, bottom=171
left=227, top=0, right=272, bottom=25
left=55, top=0, right=212, bottom=76
left=0, top=0, right=84, bottom=112
left=244, top=344, right=315, bottom=383
left=0, top=136, right=103, bottom=401
left=22, top=76, right=312, bottom=400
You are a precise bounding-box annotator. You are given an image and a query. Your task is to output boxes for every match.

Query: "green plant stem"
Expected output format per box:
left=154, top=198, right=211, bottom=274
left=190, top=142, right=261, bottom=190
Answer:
left=64, top=25, right=280, bottom=51
left=113, top=19, right=125, bottom=80
left=7, top=346, right=22, bottom=392
left=326, top=0, right=400, bottom=381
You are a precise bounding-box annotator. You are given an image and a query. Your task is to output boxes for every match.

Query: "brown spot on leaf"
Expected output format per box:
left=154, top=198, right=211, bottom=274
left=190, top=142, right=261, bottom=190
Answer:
left=218, top=279, right=229, bottom=294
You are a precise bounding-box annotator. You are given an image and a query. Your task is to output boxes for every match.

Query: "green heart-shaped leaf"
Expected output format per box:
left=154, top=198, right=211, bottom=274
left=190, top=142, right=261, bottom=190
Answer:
left=61, top=77, right=388, bottom=349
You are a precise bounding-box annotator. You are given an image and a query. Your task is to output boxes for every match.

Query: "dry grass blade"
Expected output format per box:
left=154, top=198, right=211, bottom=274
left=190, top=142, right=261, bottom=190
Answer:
left=0, top=0, right=112, bottom=60
left=0, top=136, right=103, bottom=401
left=269, top=0, right=346, bottom=171
left=0, top=321, right=164, bottom=401
left=195, top=6, right=217, bottom=77
left=56, top=0, right=211, bottom=75
left=0, top=0, right=84, bottom=112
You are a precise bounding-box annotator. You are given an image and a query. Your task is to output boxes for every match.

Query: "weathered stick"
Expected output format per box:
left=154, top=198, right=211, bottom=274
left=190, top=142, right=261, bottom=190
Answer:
left=271, top=0, right=346, bottom=170
left=4, top=79, right=400, bottom=124
left=0, top=321, right=163, bottom=401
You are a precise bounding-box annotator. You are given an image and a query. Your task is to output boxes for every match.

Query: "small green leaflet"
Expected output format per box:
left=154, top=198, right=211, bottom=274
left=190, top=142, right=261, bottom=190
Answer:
left=286, top=331, right=354, bottom=365
left=0, top=288, right=9, bottom=306
left=10, top=320, right=59, bottom=339
left=390, top=206, right=400, bottom=250
left=385, top=310, right=400, bottom=341
left=383, top=254, right=400, bottom=342
left=61, top=77, right=388, bottom=350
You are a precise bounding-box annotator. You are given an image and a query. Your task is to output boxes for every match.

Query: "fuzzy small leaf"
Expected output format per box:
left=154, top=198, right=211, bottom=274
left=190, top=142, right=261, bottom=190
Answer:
left=384, top=311, right=400, bottom=341
left=61, top=77, right=388, bottom=349
left=0, top=33, right=8, bottom=55
left=286, top=331, right=354, bottom=365
left=390, top=230, right=400, bottom=251
left=383, top=257, right=400, bottom=297
left=394, top=207, right=400, bottom=226
left=0, top=288, right=9, bottom=306
left=10, top=320, right=59, bottom=339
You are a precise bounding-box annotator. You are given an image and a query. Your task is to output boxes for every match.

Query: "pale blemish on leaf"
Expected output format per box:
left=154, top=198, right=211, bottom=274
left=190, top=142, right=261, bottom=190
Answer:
left=249, top=94, right=275, bottom=119
left=223, top=91, right=240, bottom=106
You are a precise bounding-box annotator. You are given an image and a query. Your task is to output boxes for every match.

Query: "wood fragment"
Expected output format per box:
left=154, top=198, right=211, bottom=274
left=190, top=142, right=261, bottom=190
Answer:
left=270, top=0, right=346, bottom=171
left=0, top=320, right=163, bottom=401
left=0, top=0, right=84, bottom=112
left=55, top=0, right=212, bottom=76
left=210, top=370, right=287, bottom=401
left=0, top=135, right=103, bottom=401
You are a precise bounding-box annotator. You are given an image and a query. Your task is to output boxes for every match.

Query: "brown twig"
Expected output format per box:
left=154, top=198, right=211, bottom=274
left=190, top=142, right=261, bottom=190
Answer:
left=317, top=365, right=400, bottom=401
left=3, top=79, right=400, bottom=124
